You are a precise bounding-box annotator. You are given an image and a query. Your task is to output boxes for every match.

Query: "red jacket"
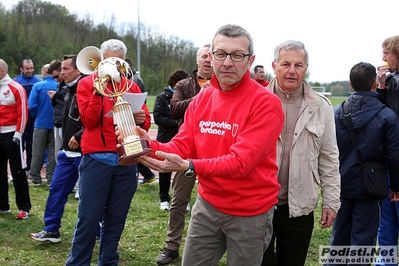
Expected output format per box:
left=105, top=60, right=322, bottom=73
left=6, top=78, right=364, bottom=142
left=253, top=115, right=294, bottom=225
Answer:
left=150, top=71, right=284, bottom=216
left=0, top=75, right=28, bottom=134
left=77, top=75, right=151, bottom=154
left=255, top=78, right=269, bottom=87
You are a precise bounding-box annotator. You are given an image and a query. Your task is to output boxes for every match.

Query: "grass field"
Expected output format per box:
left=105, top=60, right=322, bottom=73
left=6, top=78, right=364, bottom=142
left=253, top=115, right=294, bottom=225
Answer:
left=329, top=96, right=347, bottom=107
left=1, top=180, right=331, bottom=265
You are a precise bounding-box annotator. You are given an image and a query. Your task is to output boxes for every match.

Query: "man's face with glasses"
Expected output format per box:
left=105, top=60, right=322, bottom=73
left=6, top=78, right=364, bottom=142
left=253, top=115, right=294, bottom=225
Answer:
left=211, top=35, right=254, bottom=91
left=51, top=70, right=62, bottom=82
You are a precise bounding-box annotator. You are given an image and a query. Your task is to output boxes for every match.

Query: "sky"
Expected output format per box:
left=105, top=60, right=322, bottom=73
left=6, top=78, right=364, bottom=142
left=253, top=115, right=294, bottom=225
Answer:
left=4, top=0, right=398, bottom=83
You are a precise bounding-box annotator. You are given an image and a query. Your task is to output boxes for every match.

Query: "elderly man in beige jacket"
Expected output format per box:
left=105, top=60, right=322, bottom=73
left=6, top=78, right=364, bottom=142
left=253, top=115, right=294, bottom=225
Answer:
left=262, top=40, right=340, bottom=266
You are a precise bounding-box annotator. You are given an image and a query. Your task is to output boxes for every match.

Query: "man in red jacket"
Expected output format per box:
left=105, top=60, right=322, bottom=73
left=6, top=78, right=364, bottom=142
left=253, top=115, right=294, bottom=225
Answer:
left=0, top=59, right=31, bottom=220
left=65, top=39, right=151, bottom=266
left=128, top=24, right=284, bottom=266
left=253, top=65, right=269, bottom=87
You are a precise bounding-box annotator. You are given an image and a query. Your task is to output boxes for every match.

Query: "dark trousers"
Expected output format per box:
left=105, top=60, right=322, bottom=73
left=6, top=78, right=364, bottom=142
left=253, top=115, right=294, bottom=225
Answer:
left=66, top=155, right=137, bottom=265
left=22, top=118, right=34, bottom=171
left=159, top=172, right=172, bottom=202
left=262, top=204, right=314, bottom=266
left=0, top=132, right=31, bottom=212
left=44, top=151, right=81, bottom=232
left=329, top=198, right=381, bottom=246
left=137, top=162, right=155, bottom=179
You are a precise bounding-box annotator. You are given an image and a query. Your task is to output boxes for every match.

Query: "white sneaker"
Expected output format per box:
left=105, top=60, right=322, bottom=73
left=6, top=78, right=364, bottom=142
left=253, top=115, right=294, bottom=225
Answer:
left=186, top=203, right=191, bottom=212
left=74, top=190, right=79, bottom=200
left=160, top=201, right=170, bottom=211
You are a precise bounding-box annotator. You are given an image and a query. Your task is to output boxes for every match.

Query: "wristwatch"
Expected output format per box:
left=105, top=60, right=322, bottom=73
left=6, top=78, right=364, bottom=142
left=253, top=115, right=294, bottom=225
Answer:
left=184, top=159, right=195, bottom=177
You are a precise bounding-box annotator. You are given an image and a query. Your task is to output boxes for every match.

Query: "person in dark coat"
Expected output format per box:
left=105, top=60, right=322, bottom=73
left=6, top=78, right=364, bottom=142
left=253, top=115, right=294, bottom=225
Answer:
left=153, top=68, right=189, bottom=210
left=326, top=62, right=399, bottom=264
left=125, top=57, right=157, bottom=185
left=375, top=36, right=399, bottom=263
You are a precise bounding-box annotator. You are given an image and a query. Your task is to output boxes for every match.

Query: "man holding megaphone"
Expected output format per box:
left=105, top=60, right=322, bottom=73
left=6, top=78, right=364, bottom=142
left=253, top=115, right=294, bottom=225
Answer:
left=66, top=39, right=151, bottom=266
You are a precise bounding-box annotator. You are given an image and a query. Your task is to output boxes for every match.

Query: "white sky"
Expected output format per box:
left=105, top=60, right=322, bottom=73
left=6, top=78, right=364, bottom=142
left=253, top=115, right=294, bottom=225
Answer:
left=4, top=0, right=397, bottom=83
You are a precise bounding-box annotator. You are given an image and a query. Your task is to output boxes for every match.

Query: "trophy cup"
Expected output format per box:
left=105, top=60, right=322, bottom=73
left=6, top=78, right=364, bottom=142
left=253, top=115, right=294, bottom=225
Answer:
left=93, top=57, right=151, bottom=165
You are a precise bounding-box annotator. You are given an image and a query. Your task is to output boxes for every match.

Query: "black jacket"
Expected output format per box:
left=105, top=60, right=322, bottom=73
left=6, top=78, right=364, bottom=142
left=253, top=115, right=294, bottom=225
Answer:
left=52, top=81, right=68, bottom=128
left=377, top=73, right=399, bottom=115
left=334, top=91, right=399, bottom=199
left=61, top=76, right=84, bottom=152
left=153, top=87, right=179, bottom=143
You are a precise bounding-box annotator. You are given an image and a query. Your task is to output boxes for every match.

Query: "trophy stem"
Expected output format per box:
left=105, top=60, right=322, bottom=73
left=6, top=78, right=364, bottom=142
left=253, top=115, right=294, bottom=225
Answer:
left=91, top=57, right=151, bottom=165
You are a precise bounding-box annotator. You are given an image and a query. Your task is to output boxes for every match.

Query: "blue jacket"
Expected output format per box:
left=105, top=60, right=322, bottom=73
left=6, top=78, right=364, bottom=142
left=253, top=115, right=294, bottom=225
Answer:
left=14, top=73, right=42, bottom=119
left=334, top=91, right=399, bottom=199
left=28, top=76, right=57, bottom=129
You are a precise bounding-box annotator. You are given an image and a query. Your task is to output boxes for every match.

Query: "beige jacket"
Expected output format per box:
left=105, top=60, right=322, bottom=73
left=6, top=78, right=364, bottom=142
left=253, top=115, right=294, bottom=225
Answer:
left=268, top=78, right=341, bottom=218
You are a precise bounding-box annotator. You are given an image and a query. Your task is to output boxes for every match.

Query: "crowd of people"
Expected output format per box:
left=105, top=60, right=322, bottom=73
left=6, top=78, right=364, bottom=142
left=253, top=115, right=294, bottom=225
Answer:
left=0, top=25, right=399, bottom=266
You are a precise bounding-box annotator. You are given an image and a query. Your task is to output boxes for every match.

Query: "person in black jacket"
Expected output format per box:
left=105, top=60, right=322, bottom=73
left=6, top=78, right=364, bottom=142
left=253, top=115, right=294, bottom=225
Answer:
left=30, top=54, right=85, bottom=243
left=125, top=57, right=157, bottom=185
left=375, top=36, right=399, bottom=262
left=153, top=68, right=189, bottom=211
left=49, top=59, right=67, bottom=161
left=326, top=62, right=399, bottom=262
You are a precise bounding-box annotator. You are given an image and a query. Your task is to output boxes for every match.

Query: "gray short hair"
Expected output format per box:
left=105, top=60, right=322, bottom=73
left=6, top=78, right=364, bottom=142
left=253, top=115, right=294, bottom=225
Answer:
left=211, top=24, right=254, bottom=54
left=100, top=39, right=127, bottom=58
left=197, top=44, right=211, bottom=58
left=273, top=40, right=309, bottom=65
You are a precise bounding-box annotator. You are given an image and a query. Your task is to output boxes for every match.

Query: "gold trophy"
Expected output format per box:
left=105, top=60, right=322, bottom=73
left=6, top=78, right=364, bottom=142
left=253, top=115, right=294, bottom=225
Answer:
left=93, top=57, right=151, bottom=165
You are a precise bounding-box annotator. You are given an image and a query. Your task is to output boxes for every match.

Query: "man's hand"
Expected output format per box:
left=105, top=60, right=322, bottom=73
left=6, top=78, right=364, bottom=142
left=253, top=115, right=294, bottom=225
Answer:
left=68, top=136, right=79, bottom=150
left=389, top=190, right=399, bottom=203
left=319, top=208, right=336, bottom=229
left=12, top=132, right=22, bottom=145
left=133, top=110, right=146, bottom=126
left=115, top=126, right=151, bottom=146
left=137, top=150, right=189, bottom=173
left=377, top=64, right=390, bottom=88
left=12, top=137, right=20, bottom=145
left=200, top=81, right=212, bottom=92
left=48, top=91, right=56, bottom=99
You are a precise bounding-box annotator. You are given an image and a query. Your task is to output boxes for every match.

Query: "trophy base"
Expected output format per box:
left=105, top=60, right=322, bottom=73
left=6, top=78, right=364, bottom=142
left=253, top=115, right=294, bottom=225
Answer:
left=117, top=139, right=152, bottom=166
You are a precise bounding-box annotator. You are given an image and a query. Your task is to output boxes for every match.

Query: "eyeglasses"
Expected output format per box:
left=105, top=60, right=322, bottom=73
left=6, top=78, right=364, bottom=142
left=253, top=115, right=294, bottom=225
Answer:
left=52, top=74, right=59, bottom=79
left=212, top=51, right=252, bottom=62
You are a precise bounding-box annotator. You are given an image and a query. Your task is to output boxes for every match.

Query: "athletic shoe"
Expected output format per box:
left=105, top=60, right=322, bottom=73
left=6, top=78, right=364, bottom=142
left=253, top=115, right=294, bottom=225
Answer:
left=160, top=201, right=170, bottom=211
left=28, top=179, right=42, bottom=187
left=156, top=248, right=179, bottom=265
left=31, top=231, right=61, bottom=243
left=74, top=190, right=79, bottom=200
left=0, top=209, right=10, bottom=214
left=140, top=176, right=156, bottom=186
left=16, top=210, right=29, bottom=220
left=186, top=203, right=191, bottom=212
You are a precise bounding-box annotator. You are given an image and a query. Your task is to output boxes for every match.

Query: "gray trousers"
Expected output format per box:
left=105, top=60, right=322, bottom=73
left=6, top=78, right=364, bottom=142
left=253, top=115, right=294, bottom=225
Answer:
left=182, top=194, right=274, bottom=266
left=29, top=127, right=55, bottom=184
left=166, top=171, right=196, bottom=250
left=54, top=126, right=62, bottom=163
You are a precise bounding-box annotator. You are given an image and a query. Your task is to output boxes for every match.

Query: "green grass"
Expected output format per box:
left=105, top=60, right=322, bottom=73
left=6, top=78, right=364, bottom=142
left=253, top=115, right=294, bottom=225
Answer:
left=146, top=95, right=156, bottom=113
left=329, top=96, right=347, bottom=107
left=1, top=180, right=331, bottom=265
